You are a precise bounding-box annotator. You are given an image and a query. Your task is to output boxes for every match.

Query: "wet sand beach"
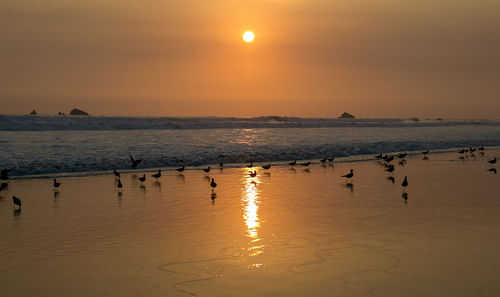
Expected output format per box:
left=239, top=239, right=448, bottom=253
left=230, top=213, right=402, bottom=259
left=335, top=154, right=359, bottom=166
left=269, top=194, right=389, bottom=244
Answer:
left=1, top=150, right=499, bottom=297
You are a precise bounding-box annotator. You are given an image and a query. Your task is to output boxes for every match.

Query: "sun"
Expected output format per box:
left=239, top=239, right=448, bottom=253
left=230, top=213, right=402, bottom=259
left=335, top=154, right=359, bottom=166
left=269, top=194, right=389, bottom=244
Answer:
left=243, top=31, right=255, bottom=43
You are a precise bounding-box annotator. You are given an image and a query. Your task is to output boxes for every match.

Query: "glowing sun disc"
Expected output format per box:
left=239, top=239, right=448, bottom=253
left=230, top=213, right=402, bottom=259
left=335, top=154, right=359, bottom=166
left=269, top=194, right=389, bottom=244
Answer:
left=243, top=31, right=255, bottom=43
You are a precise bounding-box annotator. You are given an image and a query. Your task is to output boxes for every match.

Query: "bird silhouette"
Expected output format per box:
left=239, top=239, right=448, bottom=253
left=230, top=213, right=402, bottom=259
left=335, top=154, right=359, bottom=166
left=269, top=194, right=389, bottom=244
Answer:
left=210, top=178, right=217, bottom=188
left=487, top=168, right=497, bottom=174
left=385, top=165, right=395, bottom=173
left=478, top=146, right=485, bottom=151
left=1, top=168, right=12, bottom=180
left=152, top=170, right=161, bottom=179
left=219, top=162, right=224, bottom=168
left=139, top=174, right=146, bottom=183
left=247, top=162, right=253, bottom=168
left=117, top=179, right=123, bottom=190
left=422, top=150, right=429, bottom=155
left=487, top=157, right=497, bottom=166
left=203, top=166, right=211, bottom=173
left=320, top=157, right=327, bottom=163
left=402, top=176, right=408, bottom=189
left=176, top=166, right=185, bottom=173
left=387, top=176, right=395, bottom=183
left=12, top=196, right=21, bottom=208
left=249, top=170, right=257, bottom=177
left=301, top=162, right=311, bottom=167
left=342, top=169, right=354, bottom=182
left=328, top=157, right=334, bottom=162
left=130, top=155, right=143, bottom=169
left=288, top=160, right=296, bottom=166
left=375, top=153, right=383, bottom=159
left=113, top=170, right=120, bottom=178
left=262, top=164, right=271, bottom=170
left=53, top=178, right=61, bottom=189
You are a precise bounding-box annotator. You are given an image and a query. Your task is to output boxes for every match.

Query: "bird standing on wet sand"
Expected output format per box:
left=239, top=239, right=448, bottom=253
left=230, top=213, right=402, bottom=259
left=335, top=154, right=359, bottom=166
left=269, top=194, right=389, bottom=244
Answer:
left=402, top=176, right=408, bottom=190
left=288, top=160, right=296, bottom=166
left=262, top=164, right=271, bottom=170
left=301, top=162, right=311, bottom=167
left=247, top=162, right=253, bottom=168
left=203, top=166, right=211, bottom=174
left=139, top=174, right=146, bottom=183
left=385, top=165, right=395, bottom=173
left=342, top=169, right=354, bottom=183
left=113, top=170, right=120, bottom=178
left=53, top=178, right=61, bottom=190
left=13, top=196, right=21, bottom=208
left=488, top=157, right=496, bottom=166
left=320, top=157, right=327, bottom=164
left=1, top=168, right=12, bottom=180
left=130, top=155, right=143, bottom=169
left=152, top=170, right=161, bottom=179
left=117, top=179, right=123, bottom=190
left=328, top=157, right=334, bottom=162
left=176, top=166, right=185, bottom=173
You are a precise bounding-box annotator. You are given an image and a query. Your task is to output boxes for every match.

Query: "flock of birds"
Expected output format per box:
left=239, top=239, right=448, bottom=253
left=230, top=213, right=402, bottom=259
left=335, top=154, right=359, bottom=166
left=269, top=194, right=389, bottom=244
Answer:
left=1, top=147, right=497, bottom=209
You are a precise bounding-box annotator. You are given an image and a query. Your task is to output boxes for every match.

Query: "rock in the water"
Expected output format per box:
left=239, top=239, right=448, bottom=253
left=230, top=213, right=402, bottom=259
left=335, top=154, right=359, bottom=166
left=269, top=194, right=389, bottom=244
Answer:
left=30, top=109, right=37, bottom=115
left=69, top=108, right=89, bottom=116
left=339, top=112, right=355, bottom=119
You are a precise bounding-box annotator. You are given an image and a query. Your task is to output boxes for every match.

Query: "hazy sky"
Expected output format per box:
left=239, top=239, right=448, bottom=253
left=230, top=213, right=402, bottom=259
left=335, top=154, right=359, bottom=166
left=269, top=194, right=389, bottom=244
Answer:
left=1, top=0, right=499, bottom=118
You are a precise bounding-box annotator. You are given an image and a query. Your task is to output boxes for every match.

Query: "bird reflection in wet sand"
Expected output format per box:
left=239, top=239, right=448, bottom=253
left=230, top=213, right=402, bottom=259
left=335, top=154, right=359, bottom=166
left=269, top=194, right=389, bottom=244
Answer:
left=387, top=176, right=395, bottom=183
left=402, top=192, right=409, bottom=203
left=345, top=183, right=354, bottom=192
left=488, top=168, right=497, bottom=174
left=53, top=191, right=60, bottom=199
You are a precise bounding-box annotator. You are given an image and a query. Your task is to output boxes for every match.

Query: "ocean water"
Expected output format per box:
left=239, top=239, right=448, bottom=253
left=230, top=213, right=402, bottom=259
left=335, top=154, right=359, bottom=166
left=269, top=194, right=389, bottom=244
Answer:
left=1, top=115, right=500, bottom=177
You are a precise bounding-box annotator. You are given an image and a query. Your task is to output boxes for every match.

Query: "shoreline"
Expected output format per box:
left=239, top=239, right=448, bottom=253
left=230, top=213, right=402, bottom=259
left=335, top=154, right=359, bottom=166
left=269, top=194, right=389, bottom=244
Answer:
left=5, top=145, right=499, bottom=180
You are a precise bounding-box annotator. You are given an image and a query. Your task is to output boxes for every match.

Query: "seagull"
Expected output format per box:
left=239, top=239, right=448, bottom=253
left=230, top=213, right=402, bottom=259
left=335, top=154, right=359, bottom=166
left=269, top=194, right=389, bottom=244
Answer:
left=342, top=169, right=354, bottom=180
left=210, top=178, right=217, bottom=188
left=288, top=160, right=296, bottom=166
left=53, top=178, right=61, bottom=189
left=203, top=166, right=211, bottom=173
left=130, top=155, right=143, bottom=169
left=113, top=170, right=120, bottom=178
left=487, top=157, right=497, bottom=166
left=176, top=166, right=185, bottom=173
left=247, top=162, right=253, bottom=168
left=152, top=170, right=161, bottom=179
left=301, top=162, right=311, bottom=167
left=139, top=174, right=146, bottom=183
left=117, top=179, right=123, bottom=190
left=262, top=164, right=271, bottom=170
left=249, top=170, right=257, bottom=177
left=1, top=168, right=12, bottom=180
left=12, top=196, right=21, bottom=208
left=402, top=176, right=408, bottom=188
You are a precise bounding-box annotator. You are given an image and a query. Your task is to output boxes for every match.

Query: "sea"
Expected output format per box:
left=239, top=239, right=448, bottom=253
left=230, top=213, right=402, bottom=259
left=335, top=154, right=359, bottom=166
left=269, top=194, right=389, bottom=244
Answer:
left=1, top=115, right=500, bottom=177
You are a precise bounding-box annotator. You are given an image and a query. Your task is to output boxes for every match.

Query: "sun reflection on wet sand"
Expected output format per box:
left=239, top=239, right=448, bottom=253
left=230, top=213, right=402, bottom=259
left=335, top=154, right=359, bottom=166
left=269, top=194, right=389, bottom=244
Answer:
left=241, top=168, right=264, bottom=262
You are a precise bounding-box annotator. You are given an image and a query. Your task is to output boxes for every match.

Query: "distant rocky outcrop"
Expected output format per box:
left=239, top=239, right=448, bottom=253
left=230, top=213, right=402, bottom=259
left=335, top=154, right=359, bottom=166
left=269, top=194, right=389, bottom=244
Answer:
left=69, top=108, right=89, bottom=116
left=30, top=110, right=37, bottom=115
left=339, top=112, right=355, bottom=119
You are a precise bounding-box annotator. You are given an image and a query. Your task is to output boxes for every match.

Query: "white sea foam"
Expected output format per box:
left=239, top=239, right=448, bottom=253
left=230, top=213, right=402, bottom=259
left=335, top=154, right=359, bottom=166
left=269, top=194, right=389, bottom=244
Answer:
left=1, top=122, right=500, bottom=177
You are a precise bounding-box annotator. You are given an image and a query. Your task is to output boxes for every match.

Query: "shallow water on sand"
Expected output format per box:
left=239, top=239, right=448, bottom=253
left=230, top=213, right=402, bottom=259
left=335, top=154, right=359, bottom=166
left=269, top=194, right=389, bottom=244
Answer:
left=0, top=151, right=499, bottom=297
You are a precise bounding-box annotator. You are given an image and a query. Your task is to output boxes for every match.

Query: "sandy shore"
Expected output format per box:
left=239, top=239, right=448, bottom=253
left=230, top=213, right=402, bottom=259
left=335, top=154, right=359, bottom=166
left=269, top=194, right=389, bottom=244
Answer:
left=0, top=150, right=499, bottom=297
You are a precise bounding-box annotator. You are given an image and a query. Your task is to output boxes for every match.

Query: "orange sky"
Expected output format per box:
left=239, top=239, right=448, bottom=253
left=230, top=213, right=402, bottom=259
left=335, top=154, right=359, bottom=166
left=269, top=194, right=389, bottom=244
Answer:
left=1, top=0, right=499, bottom=118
